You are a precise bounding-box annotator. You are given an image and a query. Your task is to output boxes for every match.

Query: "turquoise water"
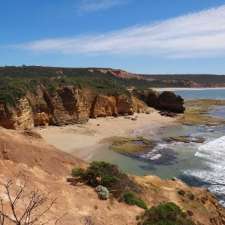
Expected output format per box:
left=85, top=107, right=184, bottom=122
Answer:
left=91, top=88, right=225, bottom=206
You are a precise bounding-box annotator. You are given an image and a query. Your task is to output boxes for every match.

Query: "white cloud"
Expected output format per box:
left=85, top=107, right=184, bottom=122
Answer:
left=20, top=4, right=225, bottom=58
left=77, top=0, right=129, bottom=13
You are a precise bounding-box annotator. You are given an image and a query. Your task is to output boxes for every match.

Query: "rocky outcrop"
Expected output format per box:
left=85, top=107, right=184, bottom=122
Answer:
left=0, top=86, right=184, bottom=130
left=90, top=95, right=149, bottom=118
left=116, top=95, right=135, bottom=115
left=133, top=90, right=185, bottom=113
left=133, top=89, right=159, bottom=109
left=131, top=96, right=148, bottom=113
left=158, top=91, right=185, bottom=113
left=0, top=98, right=34, bottom=129
left=34, top=112, right=50, bottom=126
left=51, top=87, right=89, bottom=125
left=91, top=95, right=117, bottom=118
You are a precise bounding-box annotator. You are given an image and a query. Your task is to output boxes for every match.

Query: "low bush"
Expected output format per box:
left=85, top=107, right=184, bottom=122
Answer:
left=71, top=168, right=85, bottom=177
left=137, top=202, right=195, bottom=225
left=72, top=161, right=121, bottom=188
left=72, top=161, right=146, bottom=208
left=122, top=192, right=147, bottom=209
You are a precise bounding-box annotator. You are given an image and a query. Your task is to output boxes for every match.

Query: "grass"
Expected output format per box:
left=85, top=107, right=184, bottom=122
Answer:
left=122, top=191, right=147, bottom=209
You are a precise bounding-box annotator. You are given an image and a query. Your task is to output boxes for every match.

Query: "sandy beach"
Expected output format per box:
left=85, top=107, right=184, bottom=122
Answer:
left=34, top=110, right=176, bottom=161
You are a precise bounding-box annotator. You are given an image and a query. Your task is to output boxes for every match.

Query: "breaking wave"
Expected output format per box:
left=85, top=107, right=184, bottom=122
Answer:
left=184, top=136, right=225, bottom=206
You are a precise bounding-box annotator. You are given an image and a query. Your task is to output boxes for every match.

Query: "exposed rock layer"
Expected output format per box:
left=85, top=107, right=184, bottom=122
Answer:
left=0, top=86, right=184, bottom=129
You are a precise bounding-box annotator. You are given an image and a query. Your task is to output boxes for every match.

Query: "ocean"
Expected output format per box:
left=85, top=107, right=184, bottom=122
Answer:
left=91, top=88, right=225, bottom=206
left=175, top=88, right=225, bottom=206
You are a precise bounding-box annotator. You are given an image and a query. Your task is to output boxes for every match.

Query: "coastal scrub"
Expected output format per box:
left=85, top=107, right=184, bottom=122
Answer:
left=71, top=161, right=147, bottom=208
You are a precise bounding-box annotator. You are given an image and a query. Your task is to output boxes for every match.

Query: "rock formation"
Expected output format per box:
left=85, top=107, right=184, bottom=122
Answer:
left=133, top=90, right=185, bottom=113
left=158, top=91, right=185, bottom=113
left=0, top=85, right=184, bottom=129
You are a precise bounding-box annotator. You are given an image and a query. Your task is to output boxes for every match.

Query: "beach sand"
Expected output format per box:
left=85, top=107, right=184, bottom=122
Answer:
left=34, top=110, right=177, bottom=161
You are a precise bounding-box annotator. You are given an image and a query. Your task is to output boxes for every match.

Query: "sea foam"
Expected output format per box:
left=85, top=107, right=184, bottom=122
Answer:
left=184, top=136, right=225, bottom=206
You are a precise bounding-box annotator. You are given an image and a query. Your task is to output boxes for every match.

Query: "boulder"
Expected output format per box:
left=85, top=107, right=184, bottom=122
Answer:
left=133, top=89, right=185, bottom=114
left=158, top=91, right=185, bottom=113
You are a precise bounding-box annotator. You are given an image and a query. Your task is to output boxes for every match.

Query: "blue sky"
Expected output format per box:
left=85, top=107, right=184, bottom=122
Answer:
left=1, top=0, right=225, bottom=74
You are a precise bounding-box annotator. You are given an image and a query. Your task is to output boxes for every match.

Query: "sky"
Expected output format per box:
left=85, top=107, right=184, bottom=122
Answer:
left=1, top=0, right=225, bottom=74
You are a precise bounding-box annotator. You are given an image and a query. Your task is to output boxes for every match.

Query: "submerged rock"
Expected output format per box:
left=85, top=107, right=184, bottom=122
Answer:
left=108, top=136, right=156, bottom=156
left=165, top=136, right=205, bottom=144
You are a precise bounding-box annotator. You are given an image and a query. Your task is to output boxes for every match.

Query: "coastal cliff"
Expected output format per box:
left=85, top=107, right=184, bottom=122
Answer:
left=0, top=84, right=184, bottom=130
left=0, top=127, right=224, bottom=225
left=0, top=87, right=151, bottom=129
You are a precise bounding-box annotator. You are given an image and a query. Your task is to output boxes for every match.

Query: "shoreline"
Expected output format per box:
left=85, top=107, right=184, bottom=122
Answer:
left=34, top=111, right=177, bottom=161
left=154, top=87, right=225, bottom=91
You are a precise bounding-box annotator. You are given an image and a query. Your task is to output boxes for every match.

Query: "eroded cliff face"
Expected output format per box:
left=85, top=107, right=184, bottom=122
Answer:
left=90, top=95, right=148, bottom=118
left=0, top=86, right=184, bottom=130
left=0, top=98, right=34, bottom=129
left=0, top=87, right=150, bottom=129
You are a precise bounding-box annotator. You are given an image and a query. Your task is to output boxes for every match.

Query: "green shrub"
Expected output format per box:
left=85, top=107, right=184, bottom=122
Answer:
left=71, top=161, right=140, bottom=198
left=71, top=168, right=85, bottom=177
left=82, top=161, right=120, bottom=187
left=138, top=202, right=195, bottom=225
left=122, top=192, right=147, bottom=209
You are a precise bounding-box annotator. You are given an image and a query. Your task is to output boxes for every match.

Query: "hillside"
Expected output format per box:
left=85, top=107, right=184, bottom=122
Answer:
left=0, top=127, right=225, bottom=225
left=1, top=67, right=225, bottom=101
left=141, top=74, right=225, bottom=88
left=0, top=66, right=185, bottom=130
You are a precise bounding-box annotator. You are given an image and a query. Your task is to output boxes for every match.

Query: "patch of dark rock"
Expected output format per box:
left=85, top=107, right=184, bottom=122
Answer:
left=133, top=148, right=178, bottom=166
left=178, top=174, right=212, bottom=187
left=160, top=111, right=177, bottom=117
left=22, top=130, right=42, bottom=139
left=165, top=135, right=205, bottom=144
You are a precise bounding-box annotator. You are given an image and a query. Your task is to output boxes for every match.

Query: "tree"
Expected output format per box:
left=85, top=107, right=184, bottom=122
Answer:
left=0, top=180, right=63, bottom=225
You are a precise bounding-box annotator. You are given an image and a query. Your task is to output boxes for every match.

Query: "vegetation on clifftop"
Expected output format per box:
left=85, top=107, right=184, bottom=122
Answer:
left=71, top=162, right=196, bottom=224
left=0, top=66, right=151, bottom=106
left=71, top=161, right=147, bottom=209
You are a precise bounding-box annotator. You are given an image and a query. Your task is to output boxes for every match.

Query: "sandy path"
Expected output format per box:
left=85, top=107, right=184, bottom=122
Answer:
left=34, top=111, right=176, bottom=160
